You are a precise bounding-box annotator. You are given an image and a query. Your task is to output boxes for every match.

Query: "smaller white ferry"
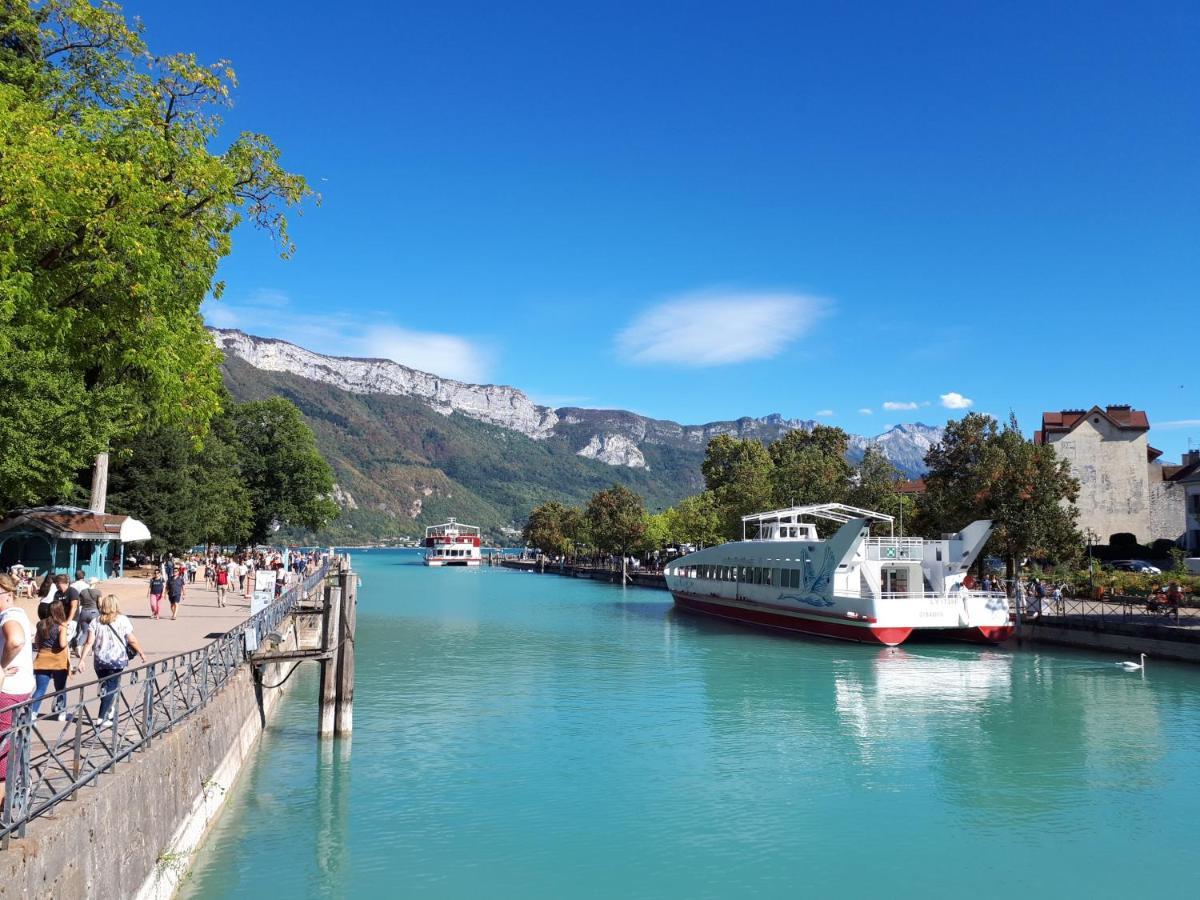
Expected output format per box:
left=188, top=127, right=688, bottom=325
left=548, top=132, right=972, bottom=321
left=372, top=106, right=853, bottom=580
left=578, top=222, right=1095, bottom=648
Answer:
left=664, top=503, right=1012, bottom=646
left=424, top=519, right=483, bottom=567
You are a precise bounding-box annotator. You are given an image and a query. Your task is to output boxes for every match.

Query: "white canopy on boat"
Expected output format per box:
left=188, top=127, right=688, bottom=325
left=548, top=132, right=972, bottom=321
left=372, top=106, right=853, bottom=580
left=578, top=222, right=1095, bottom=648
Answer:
left=741, top=504, right=895, bottom=539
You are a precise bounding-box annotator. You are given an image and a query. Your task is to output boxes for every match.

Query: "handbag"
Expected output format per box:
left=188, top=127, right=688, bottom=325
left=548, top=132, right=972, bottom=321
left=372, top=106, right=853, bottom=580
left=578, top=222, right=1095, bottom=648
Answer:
left=107, top=622, right=138, bottom=663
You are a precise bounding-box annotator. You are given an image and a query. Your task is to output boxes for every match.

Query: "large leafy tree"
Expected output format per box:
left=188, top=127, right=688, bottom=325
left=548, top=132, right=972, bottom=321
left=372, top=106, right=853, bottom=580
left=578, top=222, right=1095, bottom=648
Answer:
left=919, top=413, right=1081, bottom=582
left=701, top=435, right=774, bottom=539
left=847, top=446, right=911, bottom=534
left=523, top=500, right=584, bottom=557
left=768, top=425, right=853, bottom=513
left=230, top=398, right=338, bottom=544
left=585, top=484, right=646, bottom=558
left=107, top=406, right=254, bottom=552
left=0, top=0, right=311, bottom=507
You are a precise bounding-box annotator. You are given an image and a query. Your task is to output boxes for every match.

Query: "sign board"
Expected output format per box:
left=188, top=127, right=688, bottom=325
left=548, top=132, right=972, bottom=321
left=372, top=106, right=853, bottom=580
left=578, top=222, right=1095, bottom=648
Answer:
left=252, top=569, right=276, bottom=615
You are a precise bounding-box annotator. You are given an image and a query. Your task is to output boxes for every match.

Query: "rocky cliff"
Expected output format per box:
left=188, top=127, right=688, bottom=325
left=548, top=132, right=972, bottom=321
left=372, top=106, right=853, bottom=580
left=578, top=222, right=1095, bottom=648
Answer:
left=212, top=328, right=942, bottom=479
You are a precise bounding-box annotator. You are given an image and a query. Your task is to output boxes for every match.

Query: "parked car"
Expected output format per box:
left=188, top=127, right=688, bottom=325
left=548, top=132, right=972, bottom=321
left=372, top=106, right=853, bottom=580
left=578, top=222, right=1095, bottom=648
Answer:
left=1107, top=560, right=1163, bottom=575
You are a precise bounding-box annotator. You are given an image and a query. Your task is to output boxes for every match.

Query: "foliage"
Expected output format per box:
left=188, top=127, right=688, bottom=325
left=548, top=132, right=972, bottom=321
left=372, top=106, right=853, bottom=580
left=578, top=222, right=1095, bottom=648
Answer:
left=670, top=490, right=724, bottom=547
left=107, top=402, right=260, bottom=552
left=918, top=413, right=1082, bottom=580
left=228, top=398, right=338, bottom=544
left=523, top=500, right=584, bottom=557
left=768, top=425, right=853, bottom=511
left=847, top=447, right=912, bottom=535
left=701, top=435, right=774, bottom=539
left=0, top=0, right=311, bottom=508
left=584, top=484, right=646, bottom=555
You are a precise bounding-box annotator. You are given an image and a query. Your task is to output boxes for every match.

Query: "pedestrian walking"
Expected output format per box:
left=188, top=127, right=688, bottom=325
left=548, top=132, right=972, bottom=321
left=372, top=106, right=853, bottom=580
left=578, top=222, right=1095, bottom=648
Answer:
left=30, top=599, right=70, bottom=719
left=74, top=578, right=101, bottom=652
left=76, top=595, right=145, bottom=726
left=167, top=568, right=186, bottom=619
left=215, top=564, right=229, bottom=607
left=0, top=573, right=35, bottom=806
left=148, top=571, right=165, bottom=619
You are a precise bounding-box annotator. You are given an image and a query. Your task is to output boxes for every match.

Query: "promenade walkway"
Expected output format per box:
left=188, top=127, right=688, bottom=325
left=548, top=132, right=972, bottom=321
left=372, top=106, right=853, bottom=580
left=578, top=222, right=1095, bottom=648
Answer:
left=17, top=570, right=257, bottom=669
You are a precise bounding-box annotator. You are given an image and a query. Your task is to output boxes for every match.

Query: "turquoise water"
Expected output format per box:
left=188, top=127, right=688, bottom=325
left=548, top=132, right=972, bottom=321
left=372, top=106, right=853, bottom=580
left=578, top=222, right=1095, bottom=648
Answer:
left=184, top=549, right=1200, bottom=899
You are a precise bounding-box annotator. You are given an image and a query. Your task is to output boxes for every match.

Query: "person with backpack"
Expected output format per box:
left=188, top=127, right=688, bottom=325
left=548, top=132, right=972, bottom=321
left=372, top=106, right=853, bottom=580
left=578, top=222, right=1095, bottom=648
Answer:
left=148, top=572, right=165, bottom=619
left=215, top=563, right=229, bottom=607
left=166, top=569, right=186, bottom=620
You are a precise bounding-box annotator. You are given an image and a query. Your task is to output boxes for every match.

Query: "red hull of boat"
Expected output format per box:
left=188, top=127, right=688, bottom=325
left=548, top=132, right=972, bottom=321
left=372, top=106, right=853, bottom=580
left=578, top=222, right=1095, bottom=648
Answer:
left=672, top=592, right=912, bottom=646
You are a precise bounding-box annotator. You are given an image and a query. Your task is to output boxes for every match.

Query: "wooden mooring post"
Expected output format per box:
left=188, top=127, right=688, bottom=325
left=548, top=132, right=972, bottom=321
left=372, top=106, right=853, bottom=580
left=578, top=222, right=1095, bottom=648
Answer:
left=334, top=560, right=357, bottom=735
left=317, top=579, right=342, bottom=736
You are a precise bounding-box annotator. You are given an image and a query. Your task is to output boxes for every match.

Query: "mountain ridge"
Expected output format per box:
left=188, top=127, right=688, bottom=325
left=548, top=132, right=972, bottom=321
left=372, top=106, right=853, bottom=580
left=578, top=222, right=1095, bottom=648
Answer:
left=211, top=328, right=942, bottom=479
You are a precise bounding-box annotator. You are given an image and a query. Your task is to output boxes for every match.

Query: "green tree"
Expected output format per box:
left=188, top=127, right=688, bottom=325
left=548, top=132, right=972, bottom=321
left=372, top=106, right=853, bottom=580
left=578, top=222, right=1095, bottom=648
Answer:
left=230, top=398, right=338, bottom=544
left=191, top=412, right=253, bottom=547
left=0, top=0, right=311, bottom=508
left=768, top=426, right=853, bottom=515
left=523, top=500, right=583, bottom=558
left=107, top=406, right=253, bottom=552
left=671, top=491, right=724, bottom=547
left=701, top=435, right=774, bottom=539
left=585, top=484, right=646, bottom=558
left=847, top=446, right=909, bottom=534
left=919, top=413, right=1082, bottom=583
left=107, top=423, right=200, bottom=554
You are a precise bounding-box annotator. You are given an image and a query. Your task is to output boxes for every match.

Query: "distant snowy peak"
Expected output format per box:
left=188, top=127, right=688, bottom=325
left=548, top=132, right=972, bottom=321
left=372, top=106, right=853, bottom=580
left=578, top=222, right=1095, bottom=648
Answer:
left=210, top=328, right=559, bottom=440
left=848, top=423, right=944, bottom=476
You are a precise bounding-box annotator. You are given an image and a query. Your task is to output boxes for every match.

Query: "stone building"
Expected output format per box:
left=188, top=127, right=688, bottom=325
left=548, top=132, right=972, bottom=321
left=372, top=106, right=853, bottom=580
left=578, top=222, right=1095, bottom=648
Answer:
left=1165, top=450, right=1200, bottom=553
left=1035, top=405, right=1159, bottom=544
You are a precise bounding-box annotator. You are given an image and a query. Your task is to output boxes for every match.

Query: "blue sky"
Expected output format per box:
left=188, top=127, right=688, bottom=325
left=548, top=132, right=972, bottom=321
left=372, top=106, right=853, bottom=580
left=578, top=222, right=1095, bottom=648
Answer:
left=134, top=0, right=1198, bottom=457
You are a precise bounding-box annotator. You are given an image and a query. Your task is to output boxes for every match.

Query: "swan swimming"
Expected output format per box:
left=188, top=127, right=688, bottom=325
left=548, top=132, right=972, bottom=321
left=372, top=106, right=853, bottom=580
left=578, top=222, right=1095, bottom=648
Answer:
left=1117, top=653, right=1146, bottom=671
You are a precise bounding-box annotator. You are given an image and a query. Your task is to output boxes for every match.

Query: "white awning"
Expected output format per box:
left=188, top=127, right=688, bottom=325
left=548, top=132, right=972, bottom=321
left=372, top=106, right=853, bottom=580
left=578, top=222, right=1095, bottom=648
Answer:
left=119, top=517, right=152, bottom=543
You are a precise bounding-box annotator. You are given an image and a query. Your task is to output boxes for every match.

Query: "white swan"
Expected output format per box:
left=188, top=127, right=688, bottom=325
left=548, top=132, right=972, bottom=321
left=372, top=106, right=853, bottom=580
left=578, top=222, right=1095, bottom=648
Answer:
left=1117, top=653, right=1146, bottom=671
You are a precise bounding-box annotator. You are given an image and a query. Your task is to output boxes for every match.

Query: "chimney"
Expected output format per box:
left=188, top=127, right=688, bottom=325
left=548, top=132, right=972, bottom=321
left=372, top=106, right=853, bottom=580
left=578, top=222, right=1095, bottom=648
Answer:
left=89, top=452, right=109, bottom=513
left=1185, top=449, right=1200, bottom=466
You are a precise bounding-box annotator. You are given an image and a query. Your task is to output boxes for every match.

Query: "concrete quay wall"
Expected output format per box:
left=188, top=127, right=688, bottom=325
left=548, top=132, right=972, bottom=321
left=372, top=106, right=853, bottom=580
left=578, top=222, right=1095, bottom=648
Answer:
left=1016, top=621, right=1200, bottom=663
left=0, top=625, right=303, bottom=900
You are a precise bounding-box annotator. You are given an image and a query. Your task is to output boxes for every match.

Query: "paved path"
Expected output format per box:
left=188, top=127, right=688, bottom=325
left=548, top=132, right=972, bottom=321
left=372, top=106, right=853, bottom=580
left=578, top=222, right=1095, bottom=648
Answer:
left=17, top=570, right=257, bottom=666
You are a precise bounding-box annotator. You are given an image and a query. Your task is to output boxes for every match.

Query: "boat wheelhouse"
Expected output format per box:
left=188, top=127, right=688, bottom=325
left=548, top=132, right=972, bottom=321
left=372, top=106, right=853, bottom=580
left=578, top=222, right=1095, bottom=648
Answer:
left=423, top=519, right=482, bottom=567
left=663, top=503, right=1012, bottom=647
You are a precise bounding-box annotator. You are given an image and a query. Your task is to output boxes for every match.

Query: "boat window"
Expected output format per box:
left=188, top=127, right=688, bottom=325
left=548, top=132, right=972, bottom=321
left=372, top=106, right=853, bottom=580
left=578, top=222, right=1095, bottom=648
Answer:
left=790, top=569, right=801, bottom=589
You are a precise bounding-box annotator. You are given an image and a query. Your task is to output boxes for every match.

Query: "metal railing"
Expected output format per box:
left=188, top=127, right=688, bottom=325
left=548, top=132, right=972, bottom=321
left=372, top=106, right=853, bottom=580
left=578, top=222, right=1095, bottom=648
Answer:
left=0, top=561, right=332, bottom=842
left=1019, top=592, right=1200, bottom=629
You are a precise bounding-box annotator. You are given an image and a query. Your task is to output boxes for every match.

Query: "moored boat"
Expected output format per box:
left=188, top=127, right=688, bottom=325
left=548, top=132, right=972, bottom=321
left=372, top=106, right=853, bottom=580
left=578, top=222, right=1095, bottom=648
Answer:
left=664, top=504, right=1013, bottom=647
left=424, top=519, right=482, bottom=566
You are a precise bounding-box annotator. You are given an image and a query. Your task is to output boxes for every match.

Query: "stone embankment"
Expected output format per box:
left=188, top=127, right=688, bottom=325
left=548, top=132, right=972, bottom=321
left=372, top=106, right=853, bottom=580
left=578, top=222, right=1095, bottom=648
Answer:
left=0, top=568, right=334, bottom=900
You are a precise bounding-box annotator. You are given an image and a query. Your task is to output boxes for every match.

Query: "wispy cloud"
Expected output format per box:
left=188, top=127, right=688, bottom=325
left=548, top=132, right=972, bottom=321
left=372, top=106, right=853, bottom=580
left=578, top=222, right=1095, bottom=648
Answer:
left=615, top=289, right=831, bottom=366
left=858, top=408, right=873, bottom=415
left=940, top=391, right=973, bottom=410
left=1157, top=419, right=1200, bottom=430
left=816, top=409, right=834, bottom=417
left=202, top=292, right=495, bottom=383
left=883, top=400, right=920, bottom=411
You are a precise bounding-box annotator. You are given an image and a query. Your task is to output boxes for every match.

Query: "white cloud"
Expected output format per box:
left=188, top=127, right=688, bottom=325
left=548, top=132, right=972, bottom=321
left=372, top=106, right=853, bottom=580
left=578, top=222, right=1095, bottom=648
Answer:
left=816, top=409, right=834, bottom=417
left=203, top=292, right=495, bottom=383
left=858, top=408, right=873, bottom=415
left=883, top=400, right=920, bottom=411
left=615, top=290, right=831, bottom=366
left=940, top=391, right=974, bottom=410
left=358, top=326, right=493, bottom=383
left=1157, top=419, right=1200, bottom=430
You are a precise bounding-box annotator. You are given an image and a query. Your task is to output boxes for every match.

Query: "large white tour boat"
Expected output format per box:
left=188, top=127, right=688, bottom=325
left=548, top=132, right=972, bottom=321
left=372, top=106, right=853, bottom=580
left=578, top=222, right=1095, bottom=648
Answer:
left=664, top=504, right=1013, bottom=646
left=423, top=519, right=483, bottom=567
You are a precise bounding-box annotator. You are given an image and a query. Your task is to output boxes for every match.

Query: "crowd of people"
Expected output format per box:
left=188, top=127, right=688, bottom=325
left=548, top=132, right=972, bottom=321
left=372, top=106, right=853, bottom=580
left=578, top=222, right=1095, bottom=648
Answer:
left=0, top=546, right=327, bottom=805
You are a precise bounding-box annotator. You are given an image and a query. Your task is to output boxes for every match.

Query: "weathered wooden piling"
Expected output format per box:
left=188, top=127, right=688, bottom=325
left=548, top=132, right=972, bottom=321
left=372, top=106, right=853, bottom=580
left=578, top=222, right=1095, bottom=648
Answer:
left=334, top=560, right=357, bottom=735
left=317, top=581, right=342, bottom=736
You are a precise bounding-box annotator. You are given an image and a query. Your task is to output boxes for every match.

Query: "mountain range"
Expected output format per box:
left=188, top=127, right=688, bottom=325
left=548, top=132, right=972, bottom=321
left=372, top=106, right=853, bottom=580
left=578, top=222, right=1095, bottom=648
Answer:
left=212, top=329, right=943, bottom=541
